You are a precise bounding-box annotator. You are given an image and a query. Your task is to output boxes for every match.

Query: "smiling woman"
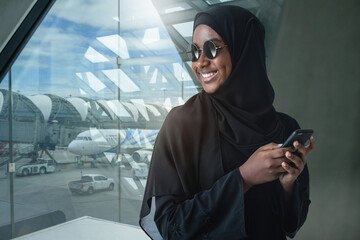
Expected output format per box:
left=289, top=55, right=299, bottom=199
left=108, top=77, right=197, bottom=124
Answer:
left=140, top=5, right=315, bottom=240
left=191, top=24, right=232, bottom=94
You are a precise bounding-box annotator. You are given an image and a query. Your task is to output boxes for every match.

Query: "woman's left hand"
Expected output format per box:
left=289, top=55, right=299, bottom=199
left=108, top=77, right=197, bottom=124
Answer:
left=279, top=136, right=316, bottom=194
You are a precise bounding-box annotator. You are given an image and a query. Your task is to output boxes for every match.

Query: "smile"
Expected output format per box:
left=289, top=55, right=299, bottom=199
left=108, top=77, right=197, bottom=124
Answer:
left=200, top=71, right=218, bottom=82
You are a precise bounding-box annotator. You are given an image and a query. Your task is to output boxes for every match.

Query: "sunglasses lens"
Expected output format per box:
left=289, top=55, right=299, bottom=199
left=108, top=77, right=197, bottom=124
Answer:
left=192, top=44, right=200, bottom=61
left=204, top=41, right=217, bottom=59
left=187, top=44, right=199, bottom=62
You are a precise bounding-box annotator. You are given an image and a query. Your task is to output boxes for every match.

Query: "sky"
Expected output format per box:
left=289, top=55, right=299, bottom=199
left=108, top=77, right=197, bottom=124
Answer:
left=0, top=0, right=198, bottom=106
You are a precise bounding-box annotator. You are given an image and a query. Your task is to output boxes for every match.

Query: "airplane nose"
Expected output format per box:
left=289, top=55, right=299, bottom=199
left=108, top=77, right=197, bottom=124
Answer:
left=68, top=141, right=78, bottom=154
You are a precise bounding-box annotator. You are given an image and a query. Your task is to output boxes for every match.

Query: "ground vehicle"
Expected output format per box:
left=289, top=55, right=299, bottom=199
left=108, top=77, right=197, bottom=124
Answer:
left=68, top=174, right=115, bottom=195
left=132, top=162, right=148, bottom=180
left=16, top=158, right=56, bottom=177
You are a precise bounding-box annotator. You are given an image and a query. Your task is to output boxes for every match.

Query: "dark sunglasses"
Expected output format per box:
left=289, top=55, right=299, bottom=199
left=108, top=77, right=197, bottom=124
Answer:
left=187, top=40, right=228, bottom=62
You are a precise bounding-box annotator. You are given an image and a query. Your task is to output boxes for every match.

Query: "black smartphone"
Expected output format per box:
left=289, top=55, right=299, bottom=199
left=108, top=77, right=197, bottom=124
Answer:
left=281, top=129, right=314, bottom=148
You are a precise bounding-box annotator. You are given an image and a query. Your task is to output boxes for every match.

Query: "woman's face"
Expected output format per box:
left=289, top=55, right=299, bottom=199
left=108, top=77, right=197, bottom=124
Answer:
left=192, top=24, right=232, bottom=94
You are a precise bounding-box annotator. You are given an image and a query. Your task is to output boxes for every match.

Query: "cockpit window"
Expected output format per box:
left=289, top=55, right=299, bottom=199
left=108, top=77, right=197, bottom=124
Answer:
left=75, top=136, right=93, bottom=141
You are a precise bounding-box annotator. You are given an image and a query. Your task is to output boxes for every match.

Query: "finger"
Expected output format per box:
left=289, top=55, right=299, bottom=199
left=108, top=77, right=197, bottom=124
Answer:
left=294, top=136, right=316, bottom=157
left=266, top=147, right=292, bottom=159
left=307, top=136, right=316, bottom=152
left=280, top=145, right=294, bottom=152
left=281, top=161, right=298, bottom=175
left=270, top=157, right=288, bottom=168
left=293, top=141, right=307, bottom=157
left=286, top=151, right=305, bottom=168
left=275, top=165, right=288, bottom=175
left=259, top=142, right=281, bottom=151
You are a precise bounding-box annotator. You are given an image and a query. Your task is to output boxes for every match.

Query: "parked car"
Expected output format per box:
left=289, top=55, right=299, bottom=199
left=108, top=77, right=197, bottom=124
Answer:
left=16, top=158, right=56, bottom=177
left=68, top=174, right=115, bottom=195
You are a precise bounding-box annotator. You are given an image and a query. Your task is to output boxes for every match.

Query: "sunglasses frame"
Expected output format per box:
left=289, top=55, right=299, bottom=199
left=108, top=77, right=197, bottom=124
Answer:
left=187, top=40, right=228, bottom=62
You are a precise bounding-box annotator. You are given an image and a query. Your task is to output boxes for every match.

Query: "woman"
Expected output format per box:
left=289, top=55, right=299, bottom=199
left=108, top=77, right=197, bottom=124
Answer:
left=140, top=5, right=315, bottom=240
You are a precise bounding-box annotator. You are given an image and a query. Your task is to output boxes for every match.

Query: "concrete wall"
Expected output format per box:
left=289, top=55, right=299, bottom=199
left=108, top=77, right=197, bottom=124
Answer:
left=269, top=0, right=360, bottom=239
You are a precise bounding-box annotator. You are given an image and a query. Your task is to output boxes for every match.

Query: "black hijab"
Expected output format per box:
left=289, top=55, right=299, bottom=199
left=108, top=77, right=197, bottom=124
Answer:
left=140, top=5, right=298, bottom=238
left=195, top=6, right=280, bottom=145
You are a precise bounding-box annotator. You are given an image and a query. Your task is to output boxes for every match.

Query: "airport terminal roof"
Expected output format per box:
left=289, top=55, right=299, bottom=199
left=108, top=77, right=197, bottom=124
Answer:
left=0, top=89, right=43, bottom=122
left=0, top=89, right=167, bottom=125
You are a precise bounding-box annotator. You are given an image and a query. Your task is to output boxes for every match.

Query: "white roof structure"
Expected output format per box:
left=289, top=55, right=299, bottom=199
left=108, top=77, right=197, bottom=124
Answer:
left=97, top=100, right=132, bottom=119
left=122, top=102, right=139, bottom=122
left=26, top=95, right=52, bottom=122
left=0, top=89, right=166, bottom=126
left=66, top=97, right=88, bottom=121
left=131, top=99, right=150, bottom=121
left=145, top=104, right=161, bottom=117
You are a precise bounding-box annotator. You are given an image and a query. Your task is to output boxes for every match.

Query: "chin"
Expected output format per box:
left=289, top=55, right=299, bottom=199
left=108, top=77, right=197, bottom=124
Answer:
left=201, top=80, right=223, bottom=94
left=203, top=86, right=218, bottom=94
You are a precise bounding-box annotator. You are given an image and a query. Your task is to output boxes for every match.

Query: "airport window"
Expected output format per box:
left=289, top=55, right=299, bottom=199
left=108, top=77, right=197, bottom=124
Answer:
left=0, top=0, right=284, bottom=238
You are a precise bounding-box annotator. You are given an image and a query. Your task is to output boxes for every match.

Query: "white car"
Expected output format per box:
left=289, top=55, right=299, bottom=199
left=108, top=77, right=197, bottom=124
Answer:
left=132, top=163, right=148, bottom=179
left=68, top=174, right=115, bottom=194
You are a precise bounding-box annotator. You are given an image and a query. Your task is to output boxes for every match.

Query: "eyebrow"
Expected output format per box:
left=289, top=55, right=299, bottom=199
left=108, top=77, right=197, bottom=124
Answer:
left=208, top=38, right=223, bottom=43
left=192, top=38, right=225, bottom=46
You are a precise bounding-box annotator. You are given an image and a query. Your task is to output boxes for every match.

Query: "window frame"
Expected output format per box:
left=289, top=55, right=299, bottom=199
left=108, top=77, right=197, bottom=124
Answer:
left=0, top=0, right=55, bottom=83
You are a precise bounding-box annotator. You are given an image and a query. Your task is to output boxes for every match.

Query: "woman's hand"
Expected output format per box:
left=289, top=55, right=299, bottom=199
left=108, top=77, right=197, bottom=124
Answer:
left=239, top=143, right=291, bottom=193
left=279, top=136, right=316, bottom=196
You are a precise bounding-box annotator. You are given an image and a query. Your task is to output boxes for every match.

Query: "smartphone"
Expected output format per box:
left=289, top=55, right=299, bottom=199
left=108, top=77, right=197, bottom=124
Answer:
left=281, top=129, right=314, bottom=148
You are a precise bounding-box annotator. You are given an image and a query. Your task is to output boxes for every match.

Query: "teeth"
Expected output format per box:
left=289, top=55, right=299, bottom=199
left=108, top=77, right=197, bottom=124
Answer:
left=201, top=71, right=216, bottom=78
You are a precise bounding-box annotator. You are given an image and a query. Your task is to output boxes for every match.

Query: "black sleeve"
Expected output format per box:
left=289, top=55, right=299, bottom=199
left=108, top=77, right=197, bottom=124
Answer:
left=279, top=165, right=310, bottom=238
left=277, top=112, right=311, bottom=237
left=154, top=168, right=247, bottom=240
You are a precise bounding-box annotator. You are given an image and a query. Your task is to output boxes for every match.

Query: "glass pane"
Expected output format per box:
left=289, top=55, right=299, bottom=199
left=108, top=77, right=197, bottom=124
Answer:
left=0, top=0, right=199, bottom=235
left=173, top=21, right=194, bottom=43
left=161, top=2, right=192, bottom=14
left=11, top=0, right=123, bottom=225
left=0, top=73, right=10, bottom=238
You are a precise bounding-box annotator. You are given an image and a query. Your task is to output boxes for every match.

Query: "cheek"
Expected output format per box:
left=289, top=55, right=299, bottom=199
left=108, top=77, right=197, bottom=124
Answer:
left=218, top=61, right=232, bottom=81
left=219, top=51, right=232, bottom=80
left=226, top=65, right=232, bottom=80
left=191, top=63, right=197, bottom=75
left=221, top=59, right=232, bottom=81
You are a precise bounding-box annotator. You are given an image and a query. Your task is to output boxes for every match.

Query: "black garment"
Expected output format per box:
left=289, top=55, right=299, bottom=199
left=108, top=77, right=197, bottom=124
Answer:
left=141, top=96, right=310, bottom=239
left=139, top=5, right=310, bottom=240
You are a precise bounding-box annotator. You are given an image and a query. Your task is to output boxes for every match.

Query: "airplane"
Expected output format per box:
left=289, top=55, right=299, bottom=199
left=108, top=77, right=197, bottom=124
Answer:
left=68, top=128, right=159, bottom=164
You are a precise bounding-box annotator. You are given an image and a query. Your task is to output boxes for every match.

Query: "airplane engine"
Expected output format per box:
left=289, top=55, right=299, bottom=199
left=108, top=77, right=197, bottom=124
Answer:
left=132, top=150, right=152, bottom=163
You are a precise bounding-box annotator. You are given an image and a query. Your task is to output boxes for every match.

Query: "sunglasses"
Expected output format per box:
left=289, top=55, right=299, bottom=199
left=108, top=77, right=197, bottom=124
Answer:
left=187, top=40, right=228, bottom=62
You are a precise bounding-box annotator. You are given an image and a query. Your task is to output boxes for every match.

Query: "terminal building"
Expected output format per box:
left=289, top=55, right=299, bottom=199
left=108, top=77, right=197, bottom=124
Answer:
left=0, top=88, right=168, bottom=147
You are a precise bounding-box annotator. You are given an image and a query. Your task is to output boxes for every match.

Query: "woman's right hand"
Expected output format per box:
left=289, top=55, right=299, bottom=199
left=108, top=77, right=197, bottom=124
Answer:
left=239, top=143, right=291, bottom=193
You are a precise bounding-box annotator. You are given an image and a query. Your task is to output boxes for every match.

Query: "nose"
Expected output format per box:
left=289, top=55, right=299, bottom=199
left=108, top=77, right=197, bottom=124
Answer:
left=68, top=141, right=79, bottom=154
left=195, top=50, right=210, bottom=69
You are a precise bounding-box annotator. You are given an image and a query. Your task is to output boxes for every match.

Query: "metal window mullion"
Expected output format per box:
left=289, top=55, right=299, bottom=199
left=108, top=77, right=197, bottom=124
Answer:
left=9, top=69, right=15, bottom=238
left=117, top=0, right=122, bottom=224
